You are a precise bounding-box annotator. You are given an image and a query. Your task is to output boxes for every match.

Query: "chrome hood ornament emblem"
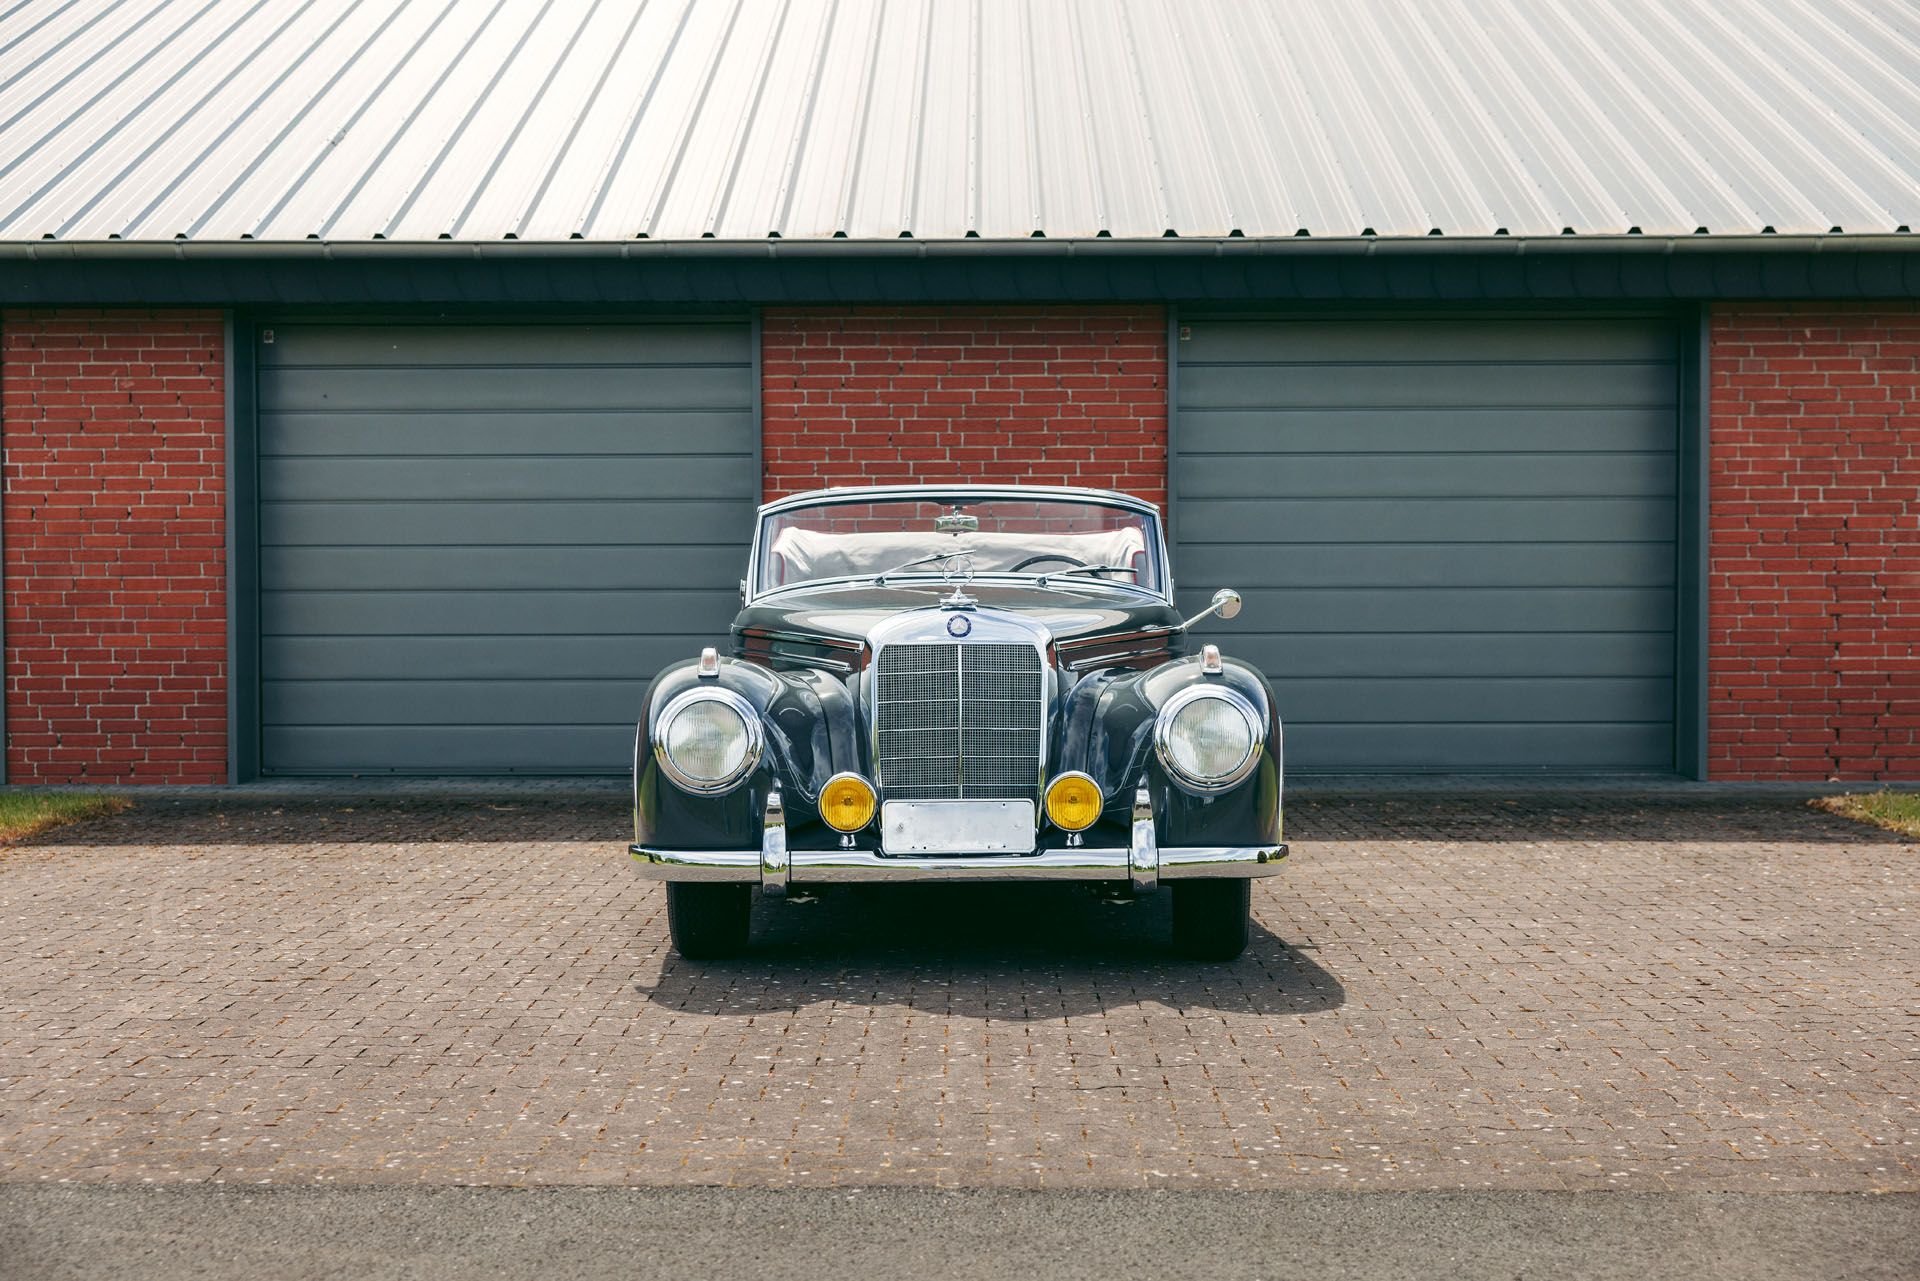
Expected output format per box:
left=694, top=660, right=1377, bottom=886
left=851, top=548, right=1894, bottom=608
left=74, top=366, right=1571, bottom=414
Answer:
left=939, top=550, right=977, bottom=610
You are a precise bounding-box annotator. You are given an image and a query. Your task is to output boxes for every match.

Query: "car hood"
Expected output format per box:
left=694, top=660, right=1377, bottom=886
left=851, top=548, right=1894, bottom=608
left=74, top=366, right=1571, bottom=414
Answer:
left=735, top=579, right=1184, bottom=647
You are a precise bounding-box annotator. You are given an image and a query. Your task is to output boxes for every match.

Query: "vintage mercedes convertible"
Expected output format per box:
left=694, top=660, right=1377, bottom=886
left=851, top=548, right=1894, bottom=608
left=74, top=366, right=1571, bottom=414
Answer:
left=629, top=484, right=1286, bottom=960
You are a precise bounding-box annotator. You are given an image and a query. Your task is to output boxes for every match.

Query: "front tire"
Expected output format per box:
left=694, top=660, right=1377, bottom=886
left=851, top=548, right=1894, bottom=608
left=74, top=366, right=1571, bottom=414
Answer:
left=1171, top=878, right=1251, bottom=960
left=666, top=882, right=751, bottom=958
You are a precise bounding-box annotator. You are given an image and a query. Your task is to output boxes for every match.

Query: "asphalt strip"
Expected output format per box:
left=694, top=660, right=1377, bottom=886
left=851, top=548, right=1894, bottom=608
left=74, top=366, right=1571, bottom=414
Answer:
left=1, top=1186, right=1916, bottom=1281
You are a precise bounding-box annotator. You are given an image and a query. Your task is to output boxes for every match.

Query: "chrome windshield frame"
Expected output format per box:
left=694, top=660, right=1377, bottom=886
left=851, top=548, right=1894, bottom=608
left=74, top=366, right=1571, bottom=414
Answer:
left=745, top=484, right=1174, bottom=605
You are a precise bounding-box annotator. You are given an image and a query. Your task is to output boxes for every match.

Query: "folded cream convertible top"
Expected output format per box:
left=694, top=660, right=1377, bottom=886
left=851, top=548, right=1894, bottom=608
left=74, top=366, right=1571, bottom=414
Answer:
left=767, top=526, right=1147, bottom=583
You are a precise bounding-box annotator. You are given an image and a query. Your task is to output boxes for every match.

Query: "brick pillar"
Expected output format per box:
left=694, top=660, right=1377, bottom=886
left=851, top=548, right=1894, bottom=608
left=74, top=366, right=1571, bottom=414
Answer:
left=1, top=310, right=227, bottom=783
left=1708, top=303, right=1920, bottom=781
left=760, top=307, right=1168, bottom=507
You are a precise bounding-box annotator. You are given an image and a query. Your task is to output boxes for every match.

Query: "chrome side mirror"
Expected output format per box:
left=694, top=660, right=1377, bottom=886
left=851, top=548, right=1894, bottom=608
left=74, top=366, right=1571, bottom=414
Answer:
left=1179, top=587, right=1243, bottom=631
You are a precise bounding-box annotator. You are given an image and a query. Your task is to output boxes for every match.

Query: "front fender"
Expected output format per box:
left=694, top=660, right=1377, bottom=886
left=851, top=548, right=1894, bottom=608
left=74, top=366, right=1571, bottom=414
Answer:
left=633, top=657, right=859, bottom=848
left=1059, top=653, right=1283, bottom=846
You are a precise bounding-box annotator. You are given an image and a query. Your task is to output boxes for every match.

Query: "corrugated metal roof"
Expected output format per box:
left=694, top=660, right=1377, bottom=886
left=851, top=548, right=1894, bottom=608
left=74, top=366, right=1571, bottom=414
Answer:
left=1, top=0, right=1916, bottom=244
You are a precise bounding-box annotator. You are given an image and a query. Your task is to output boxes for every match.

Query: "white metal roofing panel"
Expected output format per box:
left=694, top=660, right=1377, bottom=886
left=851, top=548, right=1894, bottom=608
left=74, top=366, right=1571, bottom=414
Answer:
left=2, top=0, right=1916, bottom=243
left=1124, top=0, right=1232, bottom=237
left=771, top=0, right=879, bottom=239
left=379, top=0, right=582, bottom=241
left=437, top=0, right=619, bottom=240
left=1225, top=2, right=1367, bottom=237
left=580, top=0, right=733, bottom=240
left=839, top=0, right=923, bottom=239
left=509, top=0, right=680, bottom=240
left=199, top=0, right=451, bottom=240
left=1022, top=1, right=1099, bottom=238
left=1074, top=3, right=1166, bottom=238
left=53, top=1, right=348, bottom=240
left=990, top=4, right=1041, bottom=236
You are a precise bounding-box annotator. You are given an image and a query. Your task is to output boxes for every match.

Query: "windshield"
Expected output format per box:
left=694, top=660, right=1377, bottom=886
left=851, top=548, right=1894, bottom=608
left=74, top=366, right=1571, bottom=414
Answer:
left=755, top=495, right=1165, bottom=595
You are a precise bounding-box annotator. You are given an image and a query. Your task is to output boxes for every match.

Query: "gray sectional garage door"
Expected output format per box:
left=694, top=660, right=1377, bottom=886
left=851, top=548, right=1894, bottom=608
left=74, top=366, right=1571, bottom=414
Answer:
left=1174, top=317, right=1679, bottom=773
left=256, top=322, right=755, bottom=774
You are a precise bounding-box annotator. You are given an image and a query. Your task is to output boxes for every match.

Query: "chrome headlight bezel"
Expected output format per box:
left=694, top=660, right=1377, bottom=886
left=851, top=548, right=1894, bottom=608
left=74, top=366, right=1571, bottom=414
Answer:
left=1153, top=685, right=1265, bottom=795
left=653, top=687, right=763, bottom=795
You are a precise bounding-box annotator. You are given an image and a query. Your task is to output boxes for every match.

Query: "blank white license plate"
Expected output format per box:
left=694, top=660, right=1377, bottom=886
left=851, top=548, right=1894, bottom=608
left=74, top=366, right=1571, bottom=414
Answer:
left=881, top=800, right=1035, bottom=855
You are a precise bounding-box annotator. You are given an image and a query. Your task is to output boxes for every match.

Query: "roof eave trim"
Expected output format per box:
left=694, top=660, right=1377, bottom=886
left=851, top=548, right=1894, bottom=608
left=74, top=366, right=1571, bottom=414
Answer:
left=2, top=233, right=1913, bottom=261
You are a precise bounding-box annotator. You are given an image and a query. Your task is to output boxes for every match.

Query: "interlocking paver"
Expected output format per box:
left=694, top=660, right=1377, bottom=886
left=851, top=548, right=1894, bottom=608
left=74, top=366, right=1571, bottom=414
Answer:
left=0, top=788, right=1913, bottom=1190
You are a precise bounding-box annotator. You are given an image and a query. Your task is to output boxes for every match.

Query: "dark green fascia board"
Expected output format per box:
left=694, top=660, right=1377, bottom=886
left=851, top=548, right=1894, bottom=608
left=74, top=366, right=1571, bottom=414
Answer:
left=2, top=234, right=1916, bottom=305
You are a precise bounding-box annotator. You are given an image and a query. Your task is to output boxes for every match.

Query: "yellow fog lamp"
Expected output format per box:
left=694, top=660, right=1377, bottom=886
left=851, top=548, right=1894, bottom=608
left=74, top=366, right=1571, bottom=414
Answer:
left=819, top=772, right=878, bottom=833
left=1044, top=771, right=1103, bottom=832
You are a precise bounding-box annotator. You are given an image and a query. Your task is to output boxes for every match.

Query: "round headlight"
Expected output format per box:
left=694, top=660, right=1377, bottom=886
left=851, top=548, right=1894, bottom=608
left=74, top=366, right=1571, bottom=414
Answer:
left=655, top=689, right=761, bottom=794
left=819, top=772, right=877, bottom=832
left=1154, top=687, right=1263, bottom=794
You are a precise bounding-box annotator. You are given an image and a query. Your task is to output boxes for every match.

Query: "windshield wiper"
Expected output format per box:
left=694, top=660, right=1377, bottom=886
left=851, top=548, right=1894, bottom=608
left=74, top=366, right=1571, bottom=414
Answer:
left=1038, top=564, right=1141, bottom=581
left=875, top=546, right=974, bottom=585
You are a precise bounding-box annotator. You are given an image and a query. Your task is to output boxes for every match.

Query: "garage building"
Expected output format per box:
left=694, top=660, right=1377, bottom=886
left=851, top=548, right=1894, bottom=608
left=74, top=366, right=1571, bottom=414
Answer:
left=2, top=0, right=1917, bottom=782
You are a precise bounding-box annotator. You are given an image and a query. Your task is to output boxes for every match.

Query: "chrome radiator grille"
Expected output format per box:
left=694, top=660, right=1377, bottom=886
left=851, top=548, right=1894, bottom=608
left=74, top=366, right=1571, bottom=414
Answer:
left=873, top=642, right=1044, bottom=800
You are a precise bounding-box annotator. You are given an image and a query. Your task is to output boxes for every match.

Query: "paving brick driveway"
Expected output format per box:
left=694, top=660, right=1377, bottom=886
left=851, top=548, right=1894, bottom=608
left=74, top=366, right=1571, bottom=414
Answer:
left=0, top=787, right=1913, bottom=1191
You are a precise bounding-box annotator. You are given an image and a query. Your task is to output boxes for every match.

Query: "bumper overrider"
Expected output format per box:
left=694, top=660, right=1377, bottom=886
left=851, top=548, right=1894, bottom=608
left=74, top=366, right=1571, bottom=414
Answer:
left=631, top=784, right=1287, bottom=895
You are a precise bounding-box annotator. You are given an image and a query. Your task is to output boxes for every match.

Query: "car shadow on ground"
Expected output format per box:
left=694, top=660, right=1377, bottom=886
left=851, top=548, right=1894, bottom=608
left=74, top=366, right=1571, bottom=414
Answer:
left=634, top=882, right=1344, bottom=1021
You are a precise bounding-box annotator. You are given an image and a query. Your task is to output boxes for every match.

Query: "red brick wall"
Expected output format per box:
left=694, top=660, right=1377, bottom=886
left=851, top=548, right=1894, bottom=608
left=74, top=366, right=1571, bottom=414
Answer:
left=761, top=307, right=1168, bottom=507
left=1, top=310, right=227, bottom=783
left=9, top=302, right=1909, bottom=785
left=1709, top=303, right=1920, bottom=781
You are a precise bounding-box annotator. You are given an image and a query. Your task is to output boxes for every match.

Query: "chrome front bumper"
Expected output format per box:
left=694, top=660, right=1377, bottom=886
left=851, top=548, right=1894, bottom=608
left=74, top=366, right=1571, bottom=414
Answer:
left=630, top=784, right=1286, bottom=895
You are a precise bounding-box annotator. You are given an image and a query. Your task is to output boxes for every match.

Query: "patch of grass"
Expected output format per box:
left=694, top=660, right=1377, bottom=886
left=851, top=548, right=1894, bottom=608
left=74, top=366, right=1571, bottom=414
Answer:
left=0, top=791, right=131, bottom=843
left=1811, top=790, right=1920, bottom=840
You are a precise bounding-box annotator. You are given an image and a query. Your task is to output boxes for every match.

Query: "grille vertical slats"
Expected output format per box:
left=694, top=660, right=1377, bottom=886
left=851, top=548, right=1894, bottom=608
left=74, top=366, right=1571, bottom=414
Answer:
left=874, top=642, right=1043, bottom=800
